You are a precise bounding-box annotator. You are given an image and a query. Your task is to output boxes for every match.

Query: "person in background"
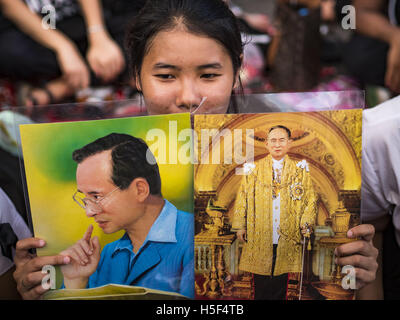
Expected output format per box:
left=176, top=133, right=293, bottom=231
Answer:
left=344, top=0, right=400, bottom=94
left=360, top=95, right=400, bottom=299
left=0, top=0, right=144, bottom=106
left=0, top=188, right=31, bottom=299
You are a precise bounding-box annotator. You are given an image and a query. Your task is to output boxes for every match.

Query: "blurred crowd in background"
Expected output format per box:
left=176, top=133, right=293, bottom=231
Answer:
left=0, top=0, right=398, bottom=113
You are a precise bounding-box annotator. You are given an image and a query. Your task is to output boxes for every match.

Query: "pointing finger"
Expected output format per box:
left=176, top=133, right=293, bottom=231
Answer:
left=83, top=225, right=94, bottom=242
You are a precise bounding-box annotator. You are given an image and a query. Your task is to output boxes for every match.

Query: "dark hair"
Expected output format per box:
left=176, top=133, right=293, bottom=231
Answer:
left=72, top=133, right=162, bottom=195
left=125, top=0, right=244, bottom=111
left=268, top=125, right=292, bottom=139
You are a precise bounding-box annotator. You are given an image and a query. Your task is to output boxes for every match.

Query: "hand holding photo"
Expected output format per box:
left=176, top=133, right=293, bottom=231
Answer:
left=60, top=225, right=101, bottom=289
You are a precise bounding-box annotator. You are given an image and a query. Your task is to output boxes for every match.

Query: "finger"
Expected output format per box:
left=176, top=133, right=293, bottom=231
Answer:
left=335, top=254, right=377, bottom=271
left=335, top=240, right=378, bottom=258
left=23, top=284, right=50, bottom=300
left=90, top=60, right=103, bottom=79
left=89, top=56, right=107, bottom=81
left=104, top=57, right=119, bottom=82
left=352, top=267, right=376, bottom=288
left=71, top=246, right=90, bottom=265
left=29, top=255, right=71, bottom=273
left=82, top=68, right=90, bottom=89
left=15, top=238, right=45, bottom=261
left=68, top=69, right=88, bottom=90
left=107, top=52, right=123, bottom=81
left=63, top=71, right=77, bottom=88
left=347, top=224, right=375, bottom=241
left=19, top=270, right=48, bottom=291
left=83, top=224, right=94, bottom=242
left=106, top=59, right=118, bottom=79
left=78, top=239, right=93, bottom=256
left=102, top=65, right=113, bottom=83
left=63, top=247, right=87, bottom=266
left=90, top=236, right=101, bottom=261
left=77, top=67, right=90, bottom=89
left=69, top=74, right=81, bottom=90
left=355, top=280, right=366, bottom=291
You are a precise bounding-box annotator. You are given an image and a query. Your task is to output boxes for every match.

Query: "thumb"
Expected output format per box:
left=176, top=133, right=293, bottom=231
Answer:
left=347, top=224, right=375, bottom=242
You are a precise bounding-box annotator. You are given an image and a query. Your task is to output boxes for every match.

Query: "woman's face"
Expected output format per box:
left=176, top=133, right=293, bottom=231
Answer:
left=137, top=28, right=238, bottom=114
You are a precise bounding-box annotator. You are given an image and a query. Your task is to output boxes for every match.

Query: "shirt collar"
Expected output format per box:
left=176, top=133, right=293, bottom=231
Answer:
left=114, top=232, right=132, bottom=254
left=272, top=157, right=285, bottom=168
left=146, top=199, right=177, bottom=243
left=113, top=199, right=178, bottom=254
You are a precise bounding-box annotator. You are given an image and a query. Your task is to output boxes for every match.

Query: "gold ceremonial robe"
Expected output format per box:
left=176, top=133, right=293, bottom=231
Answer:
left=232, top=155, right=317, bottom=276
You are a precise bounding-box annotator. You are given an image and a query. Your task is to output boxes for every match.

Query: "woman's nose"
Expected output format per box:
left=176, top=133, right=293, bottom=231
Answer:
left=175, top=78, right=202, bottom=111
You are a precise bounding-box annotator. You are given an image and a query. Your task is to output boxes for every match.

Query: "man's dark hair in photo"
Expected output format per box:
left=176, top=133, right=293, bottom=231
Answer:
left=268, top=125, right=292, bottom=139
left=72, top=133, right=162, bottom=195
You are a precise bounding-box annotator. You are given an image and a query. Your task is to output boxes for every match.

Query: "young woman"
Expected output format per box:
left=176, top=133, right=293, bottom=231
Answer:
left=12, top=0, right=378, bottom=300
left=125, top=0, right=243, bottom=114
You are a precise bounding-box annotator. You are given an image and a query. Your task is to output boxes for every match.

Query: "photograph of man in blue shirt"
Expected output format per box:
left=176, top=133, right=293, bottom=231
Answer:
left=59, top=133, right=194, bottom=298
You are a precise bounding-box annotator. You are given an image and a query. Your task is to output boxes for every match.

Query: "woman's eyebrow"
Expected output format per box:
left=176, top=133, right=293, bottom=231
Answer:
left=153, top=63, right=180, bottom=70
left=152, top=62, right=222, bottom=70
left=197, top=63, right=222, bottom=70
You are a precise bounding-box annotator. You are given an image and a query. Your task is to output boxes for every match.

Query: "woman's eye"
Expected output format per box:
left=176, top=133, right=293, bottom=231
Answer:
left=155, top=74, right=175, bottom=80
left=201, top=73, right=220, bottom=79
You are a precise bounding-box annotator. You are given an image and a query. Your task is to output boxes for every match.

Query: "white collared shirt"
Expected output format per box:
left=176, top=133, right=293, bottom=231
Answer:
left=272, top=158, right=284, bottom=244
left=361, top=96, right=400, bottom=246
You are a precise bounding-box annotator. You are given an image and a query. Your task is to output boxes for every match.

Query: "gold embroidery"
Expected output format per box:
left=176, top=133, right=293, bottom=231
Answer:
left=232, top=155, right=317, bottom=276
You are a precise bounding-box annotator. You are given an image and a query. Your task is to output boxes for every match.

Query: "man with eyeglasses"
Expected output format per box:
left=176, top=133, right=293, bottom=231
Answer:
left=232, top=125, right=317, bottom=300
left=12, top=133, right=194, bottom=299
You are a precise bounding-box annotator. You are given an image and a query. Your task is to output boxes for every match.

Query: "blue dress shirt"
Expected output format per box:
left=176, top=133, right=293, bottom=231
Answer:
left=87, top=199, right=194, bottom=298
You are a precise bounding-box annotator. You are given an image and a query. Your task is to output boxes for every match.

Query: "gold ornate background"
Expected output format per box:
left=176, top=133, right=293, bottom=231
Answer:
left=194, top=110, right=362, bottom=299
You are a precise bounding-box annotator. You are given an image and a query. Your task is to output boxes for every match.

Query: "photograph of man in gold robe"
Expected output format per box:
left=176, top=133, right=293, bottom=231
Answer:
left=232, top=125, right=317, bottom=300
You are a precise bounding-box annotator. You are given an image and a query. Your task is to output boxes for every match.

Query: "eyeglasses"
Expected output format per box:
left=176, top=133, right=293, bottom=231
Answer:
left=73, top=187, right=119, bottom=213
left=268, top=138, right=288, bottom=145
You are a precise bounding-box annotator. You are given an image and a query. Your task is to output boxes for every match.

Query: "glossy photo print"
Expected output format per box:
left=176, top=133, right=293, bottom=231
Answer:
left=193, top=110, right=362, bottom=300
left=19, top=113, right=194, bottom=299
